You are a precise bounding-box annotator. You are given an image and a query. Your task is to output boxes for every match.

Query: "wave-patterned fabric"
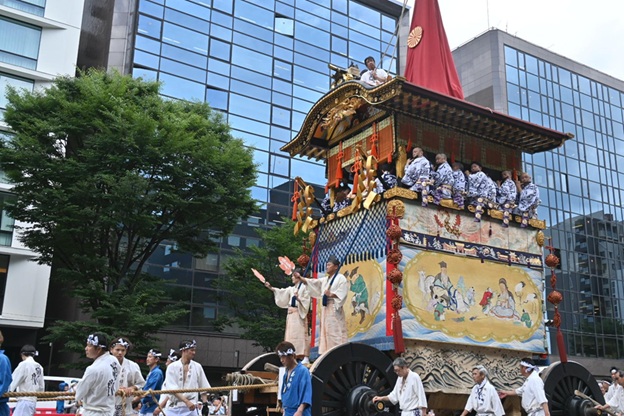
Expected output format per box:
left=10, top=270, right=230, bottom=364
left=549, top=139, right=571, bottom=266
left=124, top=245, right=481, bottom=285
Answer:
left=313, top=202, right=388, bottom=273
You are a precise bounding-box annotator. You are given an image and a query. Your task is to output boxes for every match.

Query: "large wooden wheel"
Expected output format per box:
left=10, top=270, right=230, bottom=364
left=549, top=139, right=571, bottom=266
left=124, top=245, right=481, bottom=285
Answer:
left=542, top=361, right=603, bottom=416
left=310, top=343, right=397, bottom=416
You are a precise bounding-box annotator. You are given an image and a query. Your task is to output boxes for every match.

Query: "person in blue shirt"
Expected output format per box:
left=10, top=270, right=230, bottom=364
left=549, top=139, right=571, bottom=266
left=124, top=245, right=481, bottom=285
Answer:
left=138, top=349, right=164, bottom=416
left=0, top=330, right=13, bottom=416
left=277, top=341, right=311, bottom=416
left=56, top=383, right=68, bottom=414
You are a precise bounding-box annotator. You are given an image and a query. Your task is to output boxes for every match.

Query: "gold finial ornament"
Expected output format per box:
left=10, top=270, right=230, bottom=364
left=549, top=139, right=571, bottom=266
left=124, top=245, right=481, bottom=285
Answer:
left=407, top=26, right=423, bottom=48
left=536, top=230, right=545, bottom=247
left=387, top=200, right=405, bottom=218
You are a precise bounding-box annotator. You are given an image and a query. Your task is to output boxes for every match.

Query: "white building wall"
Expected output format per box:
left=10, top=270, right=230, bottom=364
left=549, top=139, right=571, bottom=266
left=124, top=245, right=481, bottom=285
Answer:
left=0, top=0, right=85, bottom=328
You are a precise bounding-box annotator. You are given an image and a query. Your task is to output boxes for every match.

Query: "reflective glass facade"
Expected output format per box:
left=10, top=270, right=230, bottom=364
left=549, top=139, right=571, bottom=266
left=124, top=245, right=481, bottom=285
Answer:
left=504, top=45, right=624, bottom=359
left=133, top=0, right=402, bottom=332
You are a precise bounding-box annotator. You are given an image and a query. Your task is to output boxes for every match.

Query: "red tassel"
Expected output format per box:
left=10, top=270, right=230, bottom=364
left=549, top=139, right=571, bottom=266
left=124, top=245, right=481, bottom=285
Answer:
left=370, top=122, right=379, bottom=159
left=351, top=158, right=362, bottom=191
left=335, top=142, right=344, bottom=183
left=512, top=169, right=518, bottom=181
left=387, top=153, right=392, bottom=163
left=291, top=182, right=300, bottom=221
left=393, top=312, right=405, bottom=353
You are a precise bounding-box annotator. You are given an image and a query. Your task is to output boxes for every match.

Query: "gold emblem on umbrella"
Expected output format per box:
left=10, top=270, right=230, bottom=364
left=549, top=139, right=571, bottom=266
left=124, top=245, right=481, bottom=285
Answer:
left=408, top=26, right=423, bottom=48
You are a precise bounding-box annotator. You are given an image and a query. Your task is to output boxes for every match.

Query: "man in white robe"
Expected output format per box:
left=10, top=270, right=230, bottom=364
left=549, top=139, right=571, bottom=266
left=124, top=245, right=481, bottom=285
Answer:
left=514, top=173, right=541, bottom=227
left=9, top=345, right=44, bottom=416
left=110, top=338, right=145, bottom=416
left=164, top=340, right=211, bottom=416
left=499, top=358, right=550, bottom=416
left=296, top=255, right=348, bottom=355
left=605, top=367, right=621, bottom=403
left=264, top=268, right=311, bottom=363
left=460, top=365, right=504, bottom=416
left=75, top=333, right=121, bottom=416
left=597, top=369, right=624, bottom=415
left=373, top=357, right=427, bottom=416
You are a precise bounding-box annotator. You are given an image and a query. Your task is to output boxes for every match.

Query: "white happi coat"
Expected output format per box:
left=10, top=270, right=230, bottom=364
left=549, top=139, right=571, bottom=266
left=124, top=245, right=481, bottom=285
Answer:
left=515, top=371, right=548, bottom=415
left=306, top=273, right=348, bottom=354
left=464, top=379, right=505, bottom=416
left=273, top=283, right=311, bottom=356
left=9, top=357, right=44, bottom=401
left=607, top=383, right=624, bottom=413
left=75, top=353, right=121, bottom=416
left=115, top=358, right=145, bottom=415
left=387, top=370, right=427, bottom=416
left=165, top=359, right=210, bottom=408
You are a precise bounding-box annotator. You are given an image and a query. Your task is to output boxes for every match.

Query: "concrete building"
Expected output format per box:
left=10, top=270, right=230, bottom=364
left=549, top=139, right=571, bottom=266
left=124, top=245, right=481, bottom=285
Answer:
left=0, top=0, right=84, bottom=359
left=75, top=0, right=411, bottom=380
left=453, top=29, right=624, bottom=374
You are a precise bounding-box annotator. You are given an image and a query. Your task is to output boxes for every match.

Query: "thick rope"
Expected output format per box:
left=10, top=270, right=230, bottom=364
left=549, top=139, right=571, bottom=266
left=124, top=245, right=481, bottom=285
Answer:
left=2, top=383, right=275, bottom=399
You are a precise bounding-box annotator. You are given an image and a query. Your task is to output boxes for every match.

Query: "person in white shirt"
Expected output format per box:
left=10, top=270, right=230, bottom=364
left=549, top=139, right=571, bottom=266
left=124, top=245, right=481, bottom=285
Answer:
left=295, top=255, right=348, bottom=354
left=360, top=56, right=388, bottom=87
left=604, top=367, right=621, bottom=402
left=459, top=365, right=504, bottom=416
left=75, top=332, right=121, bottom=416
left=164, top=340, right=211, bottom=416
left=499, top=358, right=550, bottom=416
left=110, top=338, right=145, bottom=416
left=9, top=345, right=44, bottom=416
left=596, top=369, right=624, bottom=415
left=372, top=357, right=427, bottom=416
left=153, top=350, right=180, bottom=416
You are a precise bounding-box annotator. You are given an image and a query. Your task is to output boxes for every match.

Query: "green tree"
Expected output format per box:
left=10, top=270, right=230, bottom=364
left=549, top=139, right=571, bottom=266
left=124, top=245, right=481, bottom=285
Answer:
left=0, top=70, right=257, bottom=358
left=216, top=220, right=309, bottom=351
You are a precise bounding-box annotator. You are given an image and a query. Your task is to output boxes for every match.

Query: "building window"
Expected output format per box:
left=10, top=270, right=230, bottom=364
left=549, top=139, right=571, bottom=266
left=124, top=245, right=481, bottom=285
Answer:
left=0, top=193, right=15, bottom=246
left=275, top=16, right=293, bottom=37
left=0, top=72, right=33, bottom=120
left=0, top=0, right=45, bottom=16
left=0, top=254, right=8, bottom=314
left=0, top=16, right=41, bottom=69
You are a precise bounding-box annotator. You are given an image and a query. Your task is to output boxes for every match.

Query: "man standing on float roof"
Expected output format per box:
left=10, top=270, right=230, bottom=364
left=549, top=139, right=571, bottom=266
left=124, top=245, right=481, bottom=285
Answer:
left=295, top=255, right=348, bottom=354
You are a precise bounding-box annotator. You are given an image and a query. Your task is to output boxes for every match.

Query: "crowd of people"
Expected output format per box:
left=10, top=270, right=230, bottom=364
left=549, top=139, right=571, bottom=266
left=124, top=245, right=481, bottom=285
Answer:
left=0, top=330, right=227, bottom=416
left=321, top=147, right=541, bottom=228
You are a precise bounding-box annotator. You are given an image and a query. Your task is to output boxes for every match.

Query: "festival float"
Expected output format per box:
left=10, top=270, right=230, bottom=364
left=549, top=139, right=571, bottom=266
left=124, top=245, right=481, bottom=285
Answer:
left=226, top=1, right=606, bottom=416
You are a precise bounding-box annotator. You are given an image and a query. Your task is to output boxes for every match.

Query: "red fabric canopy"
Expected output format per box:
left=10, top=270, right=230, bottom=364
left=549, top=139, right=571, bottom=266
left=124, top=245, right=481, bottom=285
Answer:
left=404, top=0, right=464, bottom=99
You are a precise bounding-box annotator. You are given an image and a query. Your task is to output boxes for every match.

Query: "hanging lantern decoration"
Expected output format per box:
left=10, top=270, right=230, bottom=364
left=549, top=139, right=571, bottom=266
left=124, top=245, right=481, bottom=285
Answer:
left=386, top=223, right=402, bottom=241
left=388, top=269, right=403, bottom=285
left=385, top=200, right=405, bottom=353
left=545, top=237, right=567, bottom=363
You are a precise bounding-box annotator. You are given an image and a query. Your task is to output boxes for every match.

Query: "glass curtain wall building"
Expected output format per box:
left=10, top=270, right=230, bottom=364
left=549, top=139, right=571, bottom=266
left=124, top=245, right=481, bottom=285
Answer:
left=453, top=29, right=624, bottom=372
left=77, top=0, right=408, bottom=371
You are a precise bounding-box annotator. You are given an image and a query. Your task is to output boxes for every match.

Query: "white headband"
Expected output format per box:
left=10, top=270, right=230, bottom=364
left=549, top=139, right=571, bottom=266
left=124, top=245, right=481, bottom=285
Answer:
left=612, top=369, right=618, bottom=374
left=86, top=334, right=107, bottom=348
left=168, top=349, right=179, bottom=361
left=520, top=361, right=539, bottom=372
left=277, top=348, right=296, bottom=357
left=180, top=340, right=196, bottom=350
left=112, top=338, right=130, bottom=348
left=148, top=349, right=162, bottom=358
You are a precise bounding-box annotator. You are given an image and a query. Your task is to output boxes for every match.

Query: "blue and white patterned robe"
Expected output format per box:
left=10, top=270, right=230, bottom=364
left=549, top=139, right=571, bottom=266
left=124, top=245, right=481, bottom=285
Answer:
left=516, top=182, right=541, bottom=214
left=467, top=171, right=489, bottom=200
left=497, top=178, right=517, bottom=205
left=401, top=156, right=431, bottom=190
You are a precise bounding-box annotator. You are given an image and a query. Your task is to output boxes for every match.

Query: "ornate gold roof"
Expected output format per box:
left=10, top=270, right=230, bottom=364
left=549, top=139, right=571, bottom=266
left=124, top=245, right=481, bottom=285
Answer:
left=281, top=77, right=574, bottom=159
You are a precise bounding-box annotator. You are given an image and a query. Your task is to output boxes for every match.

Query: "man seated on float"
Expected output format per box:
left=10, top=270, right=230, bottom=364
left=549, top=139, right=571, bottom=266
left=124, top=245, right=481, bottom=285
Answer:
left=513, top=172, right=541, bottom=228
left=431, top=153, right=454, bottom=205
left=466, top=161, right=495, bottom=222
left=401, top=147, right=433, bottom=206
left=360, top=56, right=388, bottom=87
left=496, top=170, right=517, bottom=227
left=320, top=184, right=351, bottom=214
left=374, top=163, right=397, bottom=193
left=451, top=162, right=467, bottom=209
